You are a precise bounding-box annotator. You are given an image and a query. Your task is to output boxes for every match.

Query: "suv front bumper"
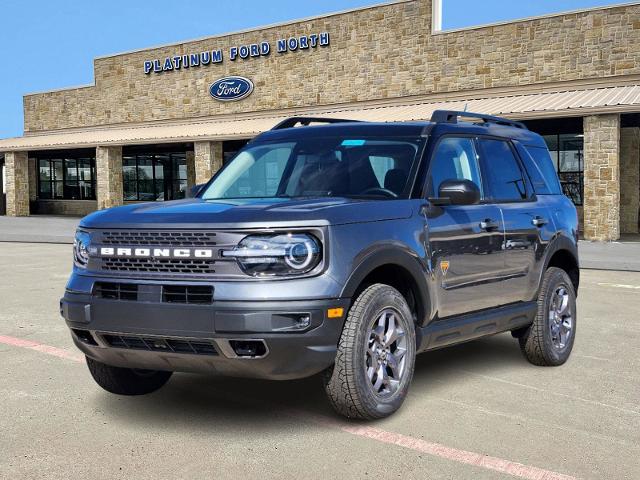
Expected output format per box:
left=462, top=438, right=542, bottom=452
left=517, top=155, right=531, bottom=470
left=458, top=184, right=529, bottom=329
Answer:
left=61, top=290, right=349, bottom=380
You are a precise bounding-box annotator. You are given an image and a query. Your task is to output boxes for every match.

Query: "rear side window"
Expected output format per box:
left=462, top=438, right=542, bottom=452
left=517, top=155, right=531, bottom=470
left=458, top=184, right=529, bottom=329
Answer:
left=521, top=146, right=562, bottom=195
left=478, top=139, right=528, bottom=202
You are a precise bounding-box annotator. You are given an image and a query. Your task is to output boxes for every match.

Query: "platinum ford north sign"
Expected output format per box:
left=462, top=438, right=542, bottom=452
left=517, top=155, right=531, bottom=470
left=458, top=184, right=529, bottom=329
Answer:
left=143, top=32, right=330, bottom=74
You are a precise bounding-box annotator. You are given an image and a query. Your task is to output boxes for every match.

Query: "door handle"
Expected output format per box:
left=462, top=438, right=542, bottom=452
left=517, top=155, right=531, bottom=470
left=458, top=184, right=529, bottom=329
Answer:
left=480, top=219, right=499, bottom=231
left=532, top=216, right=548, bottom=227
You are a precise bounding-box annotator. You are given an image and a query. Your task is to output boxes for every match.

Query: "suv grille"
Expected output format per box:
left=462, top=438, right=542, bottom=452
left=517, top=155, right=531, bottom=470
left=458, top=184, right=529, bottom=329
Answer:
left=101, top=231, right=217, bottom=246
left=101, top=334, right=218, bottom=356
left=94, top=282, right=138, bottom=301
left=91, top=229, right=247, bottom=278
left=163, top=285, right=213, bottom=304
left=101, top=257, right=215, bottom=275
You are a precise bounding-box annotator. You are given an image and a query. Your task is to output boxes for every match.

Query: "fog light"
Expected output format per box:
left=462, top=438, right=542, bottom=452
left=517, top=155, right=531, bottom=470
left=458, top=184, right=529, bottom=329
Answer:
left=297, top=314, right=311, bottom=329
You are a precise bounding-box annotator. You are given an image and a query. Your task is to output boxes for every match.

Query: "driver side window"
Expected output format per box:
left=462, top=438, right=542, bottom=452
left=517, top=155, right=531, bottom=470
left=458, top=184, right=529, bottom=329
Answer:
left=428, top=137, right=483, bottom=198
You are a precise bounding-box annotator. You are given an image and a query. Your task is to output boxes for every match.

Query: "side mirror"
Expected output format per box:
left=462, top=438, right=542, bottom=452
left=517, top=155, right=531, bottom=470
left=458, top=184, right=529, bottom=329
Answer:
left=187, top=183, right=207, bottom=198
left=430, top=179, right=480, bottom=206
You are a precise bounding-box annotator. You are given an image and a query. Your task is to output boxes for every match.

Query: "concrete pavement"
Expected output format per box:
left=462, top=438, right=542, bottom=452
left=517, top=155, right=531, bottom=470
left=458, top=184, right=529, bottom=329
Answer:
left=0, top=243, right=639, bottom=480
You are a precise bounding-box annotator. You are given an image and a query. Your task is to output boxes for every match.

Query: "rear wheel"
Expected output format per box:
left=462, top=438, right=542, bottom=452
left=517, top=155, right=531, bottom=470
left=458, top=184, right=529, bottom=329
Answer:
left=323, top=284, right=416, bottom=419
left=519, top=267, right=577, bottom=366
left=86, top=357, right=172, bottom=395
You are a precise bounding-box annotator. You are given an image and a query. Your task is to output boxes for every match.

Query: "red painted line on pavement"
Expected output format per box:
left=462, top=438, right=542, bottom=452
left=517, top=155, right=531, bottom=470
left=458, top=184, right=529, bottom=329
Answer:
left=2, top=333, right=578, bottom=480
left=335, top=424, right=577, bottom=480
left=0, top=334, right=84, bottom=363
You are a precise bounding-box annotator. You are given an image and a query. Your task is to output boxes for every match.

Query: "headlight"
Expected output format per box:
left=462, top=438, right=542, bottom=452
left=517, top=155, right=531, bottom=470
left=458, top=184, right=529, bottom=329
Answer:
left=73, top=230, right=91, bottom=268
left=223, top=233, right=322, bottom=277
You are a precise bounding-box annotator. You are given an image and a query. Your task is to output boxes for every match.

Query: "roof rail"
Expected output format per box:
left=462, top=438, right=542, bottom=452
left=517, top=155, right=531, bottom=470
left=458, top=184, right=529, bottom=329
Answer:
left=430, top=110, right=528, bottom=130
left=271, top=117, right=360, bottom=130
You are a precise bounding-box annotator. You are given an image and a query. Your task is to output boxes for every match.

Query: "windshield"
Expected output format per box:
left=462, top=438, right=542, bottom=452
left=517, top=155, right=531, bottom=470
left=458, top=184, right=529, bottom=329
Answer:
left=201, top=136, right=424, bottom=200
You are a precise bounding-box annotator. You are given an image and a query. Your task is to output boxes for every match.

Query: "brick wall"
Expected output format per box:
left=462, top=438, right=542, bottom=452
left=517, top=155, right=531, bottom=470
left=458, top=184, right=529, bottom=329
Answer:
left=23, top=0, right=640, bottom=132
left=5, top=152, right=29, bottom=216
left=96, top=146, right=123, bottom=210
left=33, top=200, right=97, bottom=216
left=583, top=114, right=621, bottom=241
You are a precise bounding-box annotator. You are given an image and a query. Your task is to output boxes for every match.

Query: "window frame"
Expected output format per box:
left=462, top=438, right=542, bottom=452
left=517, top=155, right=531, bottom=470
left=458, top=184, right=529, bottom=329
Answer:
left=423, top=133, right=486, bottom=202
left=122, top=152, right=188, bottom=202
left=36, top=154, right=96, bottom=201
left=476, top=135, right=536, bottom=204
left=542, top=133, right=584, bottom=206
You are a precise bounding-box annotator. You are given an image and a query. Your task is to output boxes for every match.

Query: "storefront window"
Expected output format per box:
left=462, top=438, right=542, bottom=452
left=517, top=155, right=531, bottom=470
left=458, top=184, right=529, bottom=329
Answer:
left=37, top=154, right=96, bottom=200
left=123, top=152, right=187, bottom=201
left=542, top=134, right=584, bottom=205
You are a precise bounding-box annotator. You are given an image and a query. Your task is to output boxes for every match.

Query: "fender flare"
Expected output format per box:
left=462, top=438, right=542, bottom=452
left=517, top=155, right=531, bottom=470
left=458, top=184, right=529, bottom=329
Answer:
left=539, top=234, right=580, bottom=290
left=340, top=246, right=432, bottom=325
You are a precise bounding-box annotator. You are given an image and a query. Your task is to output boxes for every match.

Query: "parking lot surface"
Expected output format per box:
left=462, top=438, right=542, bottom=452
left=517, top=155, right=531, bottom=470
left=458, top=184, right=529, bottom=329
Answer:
left=1, top=243, right=638, bottom=480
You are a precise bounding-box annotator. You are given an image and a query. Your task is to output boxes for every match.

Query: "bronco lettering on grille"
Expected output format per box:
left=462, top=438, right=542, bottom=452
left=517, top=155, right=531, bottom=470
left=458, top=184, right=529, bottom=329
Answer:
left=100, top=247, right=214, bottom=259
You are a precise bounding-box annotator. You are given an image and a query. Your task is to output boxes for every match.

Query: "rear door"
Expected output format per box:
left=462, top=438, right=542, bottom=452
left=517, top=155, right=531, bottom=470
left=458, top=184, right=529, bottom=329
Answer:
left=477, top=138, right=554, bottom=304
left=423, top=136, right=506, bottom=318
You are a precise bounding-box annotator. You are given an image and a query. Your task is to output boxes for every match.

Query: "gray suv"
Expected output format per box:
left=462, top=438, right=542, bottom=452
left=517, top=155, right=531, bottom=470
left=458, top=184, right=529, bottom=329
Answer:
left=62, top=111, right=579, bottom=419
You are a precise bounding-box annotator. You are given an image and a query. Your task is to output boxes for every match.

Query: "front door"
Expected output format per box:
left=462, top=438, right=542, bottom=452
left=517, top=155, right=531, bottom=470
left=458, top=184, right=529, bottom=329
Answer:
left=424, top=136, right=507, bottom=318
left=0, top=157, right=6, bottom=215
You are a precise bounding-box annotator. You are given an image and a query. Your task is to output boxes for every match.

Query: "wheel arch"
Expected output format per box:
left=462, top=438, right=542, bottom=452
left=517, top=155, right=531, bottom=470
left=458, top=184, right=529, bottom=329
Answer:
left=340, top=247, right=431, bottom=326
left=543, top=236, right=580, bottom=293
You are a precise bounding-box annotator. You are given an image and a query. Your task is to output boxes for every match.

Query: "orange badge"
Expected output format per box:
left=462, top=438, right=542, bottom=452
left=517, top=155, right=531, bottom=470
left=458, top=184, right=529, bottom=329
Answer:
left=440, top=260, right=450, bottom=276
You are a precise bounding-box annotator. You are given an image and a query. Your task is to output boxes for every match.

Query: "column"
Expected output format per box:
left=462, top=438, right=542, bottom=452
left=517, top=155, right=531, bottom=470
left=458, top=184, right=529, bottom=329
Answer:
left=5, top=151, right=30, bottom=217
left=28, top=157, right=37, bottom=201
left=186, top=150, right=196, bottom=188
left=194, top=141, right=223, bottom=185
left=96, top=146, right=123, bottom=210
left=620, top=127, right=640, bottom=234
left=583, top=114, right=621, bottom=241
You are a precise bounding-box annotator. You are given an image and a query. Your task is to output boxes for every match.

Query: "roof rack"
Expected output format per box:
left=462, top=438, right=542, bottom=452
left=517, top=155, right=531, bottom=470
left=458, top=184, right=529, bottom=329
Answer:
left=271, top=117, right=360, bottom=130
left=430, top=110, right=528, bottom=130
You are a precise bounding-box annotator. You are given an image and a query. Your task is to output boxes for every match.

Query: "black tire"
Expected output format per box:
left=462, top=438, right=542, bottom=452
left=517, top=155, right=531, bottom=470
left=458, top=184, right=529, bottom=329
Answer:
left=519, top=267, right=577, bottom=366
left=323, top=284, right=416, bottom=420
left=86, top=357, right=173, bottom=395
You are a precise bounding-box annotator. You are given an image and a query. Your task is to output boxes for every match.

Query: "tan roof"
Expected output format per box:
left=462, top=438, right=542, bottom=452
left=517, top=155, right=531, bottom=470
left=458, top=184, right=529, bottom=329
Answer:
left=2, top=84, right=640, bottom=152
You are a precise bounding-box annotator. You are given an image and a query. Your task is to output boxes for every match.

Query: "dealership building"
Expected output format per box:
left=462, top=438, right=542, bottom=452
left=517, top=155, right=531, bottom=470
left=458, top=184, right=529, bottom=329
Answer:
left=1, top=0, right=640, bottom=241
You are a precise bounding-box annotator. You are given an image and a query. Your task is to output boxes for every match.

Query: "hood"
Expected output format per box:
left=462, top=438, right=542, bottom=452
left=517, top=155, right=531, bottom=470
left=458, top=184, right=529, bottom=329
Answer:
left=80, top=197, right=415, bottom=229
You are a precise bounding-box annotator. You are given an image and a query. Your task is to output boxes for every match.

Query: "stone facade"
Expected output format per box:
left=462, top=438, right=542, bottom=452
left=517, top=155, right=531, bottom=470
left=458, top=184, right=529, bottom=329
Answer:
left=583, top=114, right=621, bottom=241
left=5, top=152, right=30, bottom=216
left=186, top=150, right=196, bottom=188
left=194, top=141, right=223, bottom=185
left=96, top=146, right=123, bottom=210
left=28, top=158, right=37, bottom=201
left=34, top=200, right=97, bottom=216
left=22, top=0, right=640, bottom=132
left=620, top=127, right=640, bottom=234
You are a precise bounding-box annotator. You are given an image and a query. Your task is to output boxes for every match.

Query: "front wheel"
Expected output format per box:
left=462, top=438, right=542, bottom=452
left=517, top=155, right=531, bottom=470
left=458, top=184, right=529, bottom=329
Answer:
left=323, top=284, right=416, bottom=419
left=519, top=267, right=577, bottom=366
left=86, top=357, right=173, bottom=395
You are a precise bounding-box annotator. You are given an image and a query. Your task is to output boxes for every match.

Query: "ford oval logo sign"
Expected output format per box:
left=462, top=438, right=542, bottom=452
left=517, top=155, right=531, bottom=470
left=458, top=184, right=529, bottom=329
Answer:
left=209, top=76, right=254, bottom=102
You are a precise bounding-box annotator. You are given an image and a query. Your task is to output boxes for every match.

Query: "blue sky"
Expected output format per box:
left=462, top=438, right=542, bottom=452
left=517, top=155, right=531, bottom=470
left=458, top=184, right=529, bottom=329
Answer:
left=0, top=0, right=626, bottom=138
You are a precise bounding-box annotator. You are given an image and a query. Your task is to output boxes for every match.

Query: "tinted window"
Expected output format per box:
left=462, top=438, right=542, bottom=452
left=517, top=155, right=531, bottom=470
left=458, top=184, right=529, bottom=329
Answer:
left=522, top=146, right=562, bottom=195
left=202, top=137, right=423, bottom=200
left=428, top=137, right=482, bottom=197
left=479, top=139, right=528, bottom=202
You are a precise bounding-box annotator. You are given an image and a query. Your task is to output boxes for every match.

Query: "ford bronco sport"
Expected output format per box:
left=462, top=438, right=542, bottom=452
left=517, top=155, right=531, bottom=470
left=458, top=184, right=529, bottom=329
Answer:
left=62, top=111, right=579, bottom=419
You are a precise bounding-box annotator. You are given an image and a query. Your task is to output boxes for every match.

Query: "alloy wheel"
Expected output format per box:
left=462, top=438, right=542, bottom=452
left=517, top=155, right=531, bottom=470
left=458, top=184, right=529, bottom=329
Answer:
left=365, top=308, right=408, bottom=397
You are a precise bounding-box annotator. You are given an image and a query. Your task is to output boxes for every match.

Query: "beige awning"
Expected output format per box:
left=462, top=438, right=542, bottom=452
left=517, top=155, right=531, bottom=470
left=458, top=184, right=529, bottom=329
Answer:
left=2, top=84, right=640, bottom=152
